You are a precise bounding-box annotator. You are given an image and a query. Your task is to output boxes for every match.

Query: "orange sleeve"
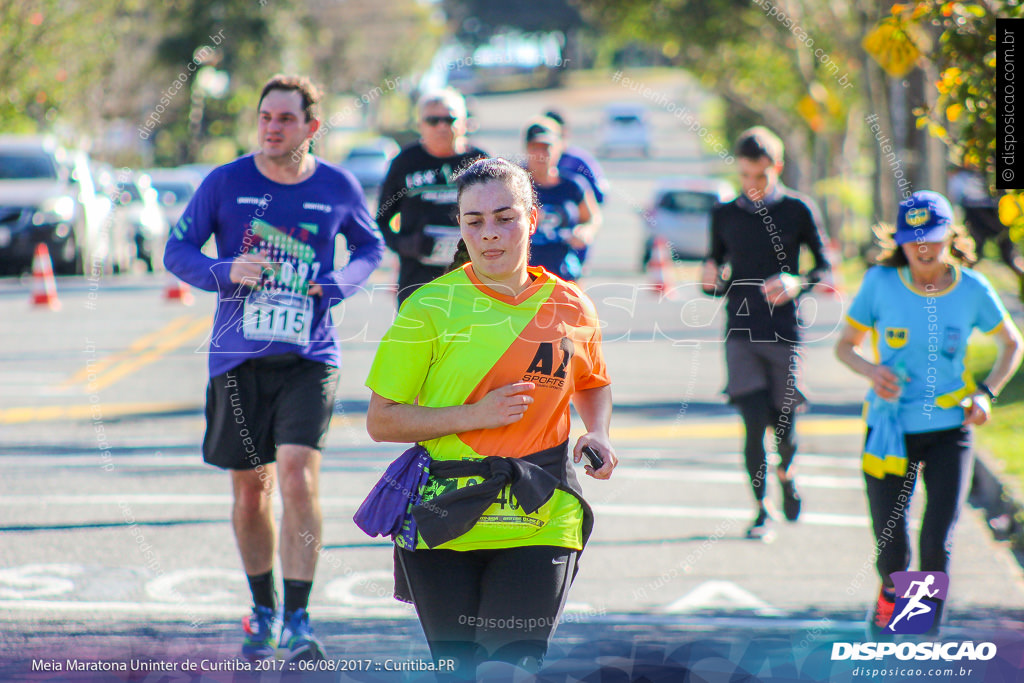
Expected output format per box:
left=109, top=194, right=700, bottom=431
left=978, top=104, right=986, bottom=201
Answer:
left=574, top=288, right=610, bottom=391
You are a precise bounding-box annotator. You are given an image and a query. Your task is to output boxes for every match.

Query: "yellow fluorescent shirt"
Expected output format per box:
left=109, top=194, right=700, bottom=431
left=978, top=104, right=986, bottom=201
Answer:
left=366, top=265, right=610, bottom=551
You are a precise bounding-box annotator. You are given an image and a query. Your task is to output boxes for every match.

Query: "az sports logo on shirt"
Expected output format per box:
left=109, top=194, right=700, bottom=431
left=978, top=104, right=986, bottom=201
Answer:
left=522, top=338, right=574, bottom=389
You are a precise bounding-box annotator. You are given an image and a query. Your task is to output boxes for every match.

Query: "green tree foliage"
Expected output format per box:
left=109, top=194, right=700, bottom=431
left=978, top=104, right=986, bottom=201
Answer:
left=579, top=0, right=862, bottom=143
left=905, top=1, right=1024, bottom=244
left=0, top=0, right=137, bottom=133
left=905, top=3, right=1012, bottom=186
left=577, top=0, right=865, bottom=237
left=147, top=0, right=289, bottom=163
left=297, top=0, right=441, bottom=99
left=144, top=0, right=438, bottom=164
left=0, top=0, right=441, bottom=163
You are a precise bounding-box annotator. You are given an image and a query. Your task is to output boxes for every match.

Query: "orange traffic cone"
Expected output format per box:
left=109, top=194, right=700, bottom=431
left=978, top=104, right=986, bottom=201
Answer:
left=647, top=236, right=676, bottom=298
left=164, top=273, right=194, bottom=305
left=30, top=243, right=61, bottom=310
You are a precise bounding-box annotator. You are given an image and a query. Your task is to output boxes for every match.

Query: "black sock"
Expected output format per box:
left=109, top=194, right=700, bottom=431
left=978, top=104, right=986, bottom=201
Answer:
left=284, top=579, right=313, bottom=615
left=247, top=570, right=275, bottom=610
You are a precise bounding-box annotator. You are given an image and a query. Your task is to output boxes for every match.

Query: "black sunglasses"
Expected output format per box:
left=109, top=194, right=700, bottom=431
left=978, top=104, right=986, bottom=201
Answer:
left=422, top=115, right=457, bottom=126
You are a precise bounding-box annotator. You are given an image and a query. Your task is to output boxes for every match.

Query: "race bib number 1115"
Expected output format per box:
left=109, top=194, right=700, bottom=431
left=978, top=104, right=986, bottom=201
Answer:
left=242, top=291, right=313, bottom=346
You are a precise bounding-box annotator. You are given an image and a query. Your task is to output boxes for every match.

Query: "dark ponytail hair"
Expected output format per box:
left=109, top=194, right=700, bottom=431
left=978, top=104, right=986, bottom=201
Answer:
left=447, top=158, right=536, bottom=272
left=446, top=238, right=472, bottom=273
left=454, top=157, right=536, bottom=208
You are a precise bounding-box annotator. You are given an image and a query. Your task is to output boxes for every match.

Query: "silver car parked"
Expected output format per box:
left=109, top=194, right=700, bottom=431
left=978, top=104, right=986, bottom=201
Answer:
left=640, top=176, right=736, bottom=268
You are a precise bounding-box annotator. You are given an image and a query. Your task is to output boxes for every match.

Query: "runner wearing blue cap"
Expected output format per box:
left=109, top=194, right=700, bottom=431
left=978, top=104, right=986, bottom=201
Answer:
left=523, top=117, right=601, bottom=282
left=835, top=190, right=1023, bottom=637
left=543, top=110, right=608, bottom=206
left=543, top=110, right=607, bottom=270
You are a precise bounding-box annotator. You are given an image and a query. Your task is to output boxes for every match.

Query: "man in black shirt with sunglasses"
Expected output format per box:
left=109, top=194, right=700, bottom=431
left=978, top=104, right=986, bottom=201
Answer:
left=377, top=88, right=488, bottom=306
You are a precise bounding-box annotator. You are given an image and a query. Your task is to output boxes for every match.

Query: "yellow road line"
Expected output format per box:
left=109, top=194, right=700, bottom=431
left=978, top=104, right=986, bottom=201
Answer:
left=608, top=418, right=865, bottom=440
left=4, top=396, right=867, bottom=445
left=59, top=315, right=198, bottom=388
left=87, top=317, right=211, bottom=392
left=0, top=402, right=198, bottom=425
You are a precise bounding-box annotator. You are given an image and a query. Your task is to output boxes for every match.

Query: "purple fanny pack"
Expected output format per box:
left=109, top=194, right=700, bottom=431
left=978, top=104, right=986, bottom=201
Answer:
left=353, top=444, right=431, bottom=550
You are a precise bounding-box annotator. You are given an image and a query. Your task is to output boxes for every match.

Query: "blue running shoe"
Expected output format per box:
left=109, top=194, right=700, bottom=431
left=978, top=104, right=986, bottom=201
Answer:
left=241, top=605, right=279, bottom=660
left=279, top=608, right=325, bottom=662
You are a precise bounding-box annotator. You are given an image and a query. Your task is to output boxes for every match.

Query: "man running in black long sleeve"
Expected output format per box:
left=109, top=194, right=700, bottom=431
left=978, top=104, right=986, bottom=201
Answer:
left=701, top=126, right=831, bottom=540
left=376, top=88, right=488, bottom=306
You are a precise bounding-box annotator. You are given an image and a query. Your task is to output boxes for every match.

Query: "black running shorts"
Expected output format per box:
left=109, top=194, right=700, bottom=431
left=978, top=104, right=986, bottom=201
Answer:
left=724, top=337, right=806, bottom=412
left=202, top=354, right=340, bottom=470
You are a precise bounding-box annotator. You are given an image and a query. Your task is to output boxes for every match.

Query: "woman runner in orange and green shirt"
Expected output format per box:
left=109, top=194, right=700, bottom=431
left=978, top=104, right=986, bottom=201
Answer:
left=365, top=157, right=617, bottom=678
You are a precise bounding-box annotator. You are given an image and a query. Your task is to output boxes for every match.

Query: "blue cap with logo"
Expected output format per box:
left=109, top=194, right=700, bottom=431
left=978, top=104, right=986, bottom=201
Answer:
left=894, top=191, right=954, bottom=245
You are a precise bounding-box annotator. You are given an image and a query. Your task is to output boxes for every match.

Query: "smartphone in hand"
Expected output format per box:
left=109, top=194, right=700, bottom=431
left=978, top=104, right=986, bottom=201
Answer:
left=581, top=445, right=604, bottom=470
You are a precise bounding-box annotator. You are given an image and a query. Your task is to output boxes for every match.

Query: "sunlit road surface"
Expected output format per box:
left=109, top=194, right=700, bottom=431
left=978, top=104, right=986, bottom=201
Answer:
left=2, top=76, right=1022, bottom=681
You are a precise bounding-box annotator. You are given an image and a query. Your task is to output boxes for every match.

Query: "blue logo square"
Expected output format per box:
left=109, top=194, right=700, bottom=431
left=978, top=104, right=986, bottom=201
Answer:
left=886, top=571, right=948, bottom=634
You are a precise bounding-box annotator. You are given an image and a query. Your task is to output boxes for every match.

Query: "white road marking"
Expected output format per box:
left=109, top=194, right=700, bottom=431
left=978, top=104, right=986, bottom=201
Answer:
left=0, top=564, right=82, bottom=600
left=664, top=580, right=782, bottom=616
left=7, top=598, right=973, bottom=638
left=0, top=450, right=864, bottom=470
left=622, top=450, right=863, bottom=470
left=592, top=503, right=870, bottom=528
left=146, top=568, right=246, bottom=604
left=614, top=468, right=864, bottom=489
left=0, top=494, right=363, bottom=507
left=325, top=570, right=398, bottom=607
left=0, top=599, right=411, bottom=620
left=0, top=494, right=875, bottom=527
left=0, top=454, right=388, bottom=469
left=1, top=463, right=866, bottom=494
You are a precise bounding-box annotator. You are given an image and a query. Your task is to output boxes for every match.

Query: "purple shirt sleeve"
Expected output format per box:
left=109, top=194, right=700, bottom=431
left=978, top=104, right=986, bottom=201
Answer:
left=163, top=170, right=235, bottom=292
left=313, top=195, right=385, bottom=300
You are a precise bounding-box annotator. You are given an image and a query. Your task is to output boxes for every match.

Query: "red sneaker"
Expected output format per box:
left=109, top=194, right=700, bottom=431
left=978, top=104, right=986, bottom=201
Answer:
left=867, top=587, right=896, bottom=639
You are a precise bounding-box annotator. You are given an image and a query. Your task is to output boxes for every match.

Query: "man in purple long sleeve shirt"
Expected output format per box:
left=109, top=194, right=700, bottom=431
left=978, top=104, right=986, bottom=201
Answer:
left=164, top=75, right=384, bottom=662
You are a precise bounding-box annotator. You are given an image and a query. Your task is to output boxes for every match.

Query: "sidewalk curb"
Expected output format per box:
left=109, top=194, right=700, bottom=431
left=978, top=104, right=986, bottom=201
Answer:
left=970, top=292, right=1024, bottom=569
left=971, top=449, right=1024, bottom=568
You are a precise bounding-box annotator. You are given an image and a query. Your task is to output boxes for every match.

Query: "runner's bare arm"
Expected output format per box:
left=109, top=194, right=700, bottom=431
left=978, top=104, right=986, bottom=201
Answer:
left=981, top=320, right=1023, bottom=397
left=569, top=189, right=601, bottom=249
left=366, top=383, right=536, bottom=443
left=570, top=384, right=617, bottom=480
left=835, top=322, right=902, bottom=400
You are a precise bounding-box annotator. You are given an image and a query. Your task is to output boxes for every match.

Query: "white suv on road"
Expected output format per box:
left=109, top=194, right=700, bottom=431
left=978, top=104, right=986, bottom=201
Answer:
left=0, top=136, right=107, bottom=275
left=598, top=103, right=653, bottom=158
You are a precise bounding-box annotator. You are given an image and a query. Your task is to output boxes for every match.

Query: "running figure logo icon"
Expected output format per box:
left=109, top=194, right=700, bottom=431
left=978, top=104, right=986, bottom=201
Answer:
left=886, top=571, right=949, bottom=634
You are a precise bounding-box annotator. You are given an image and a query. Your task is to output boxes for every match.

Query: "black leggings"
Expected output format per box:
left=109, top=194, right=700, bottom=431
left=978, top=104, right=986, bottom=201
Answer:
left=735, top=390, right=797, bottom=502
left=864, top=427, right=973, bottom=587
left=398, top=545, right=578, bottom=679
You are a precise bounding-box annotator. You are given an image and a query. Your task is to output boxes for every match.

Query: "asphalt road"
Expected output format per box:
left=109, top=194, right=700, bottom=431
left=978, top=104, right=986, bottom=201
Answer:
left=2, top=75, right=1024, bottom=682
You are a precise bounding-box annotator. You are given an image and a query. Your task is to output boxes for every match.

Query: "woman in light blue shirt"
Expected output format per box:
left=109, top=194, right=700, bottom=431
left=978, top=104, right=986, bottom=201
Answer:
left=835, top=191, right=1022, bottom=637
